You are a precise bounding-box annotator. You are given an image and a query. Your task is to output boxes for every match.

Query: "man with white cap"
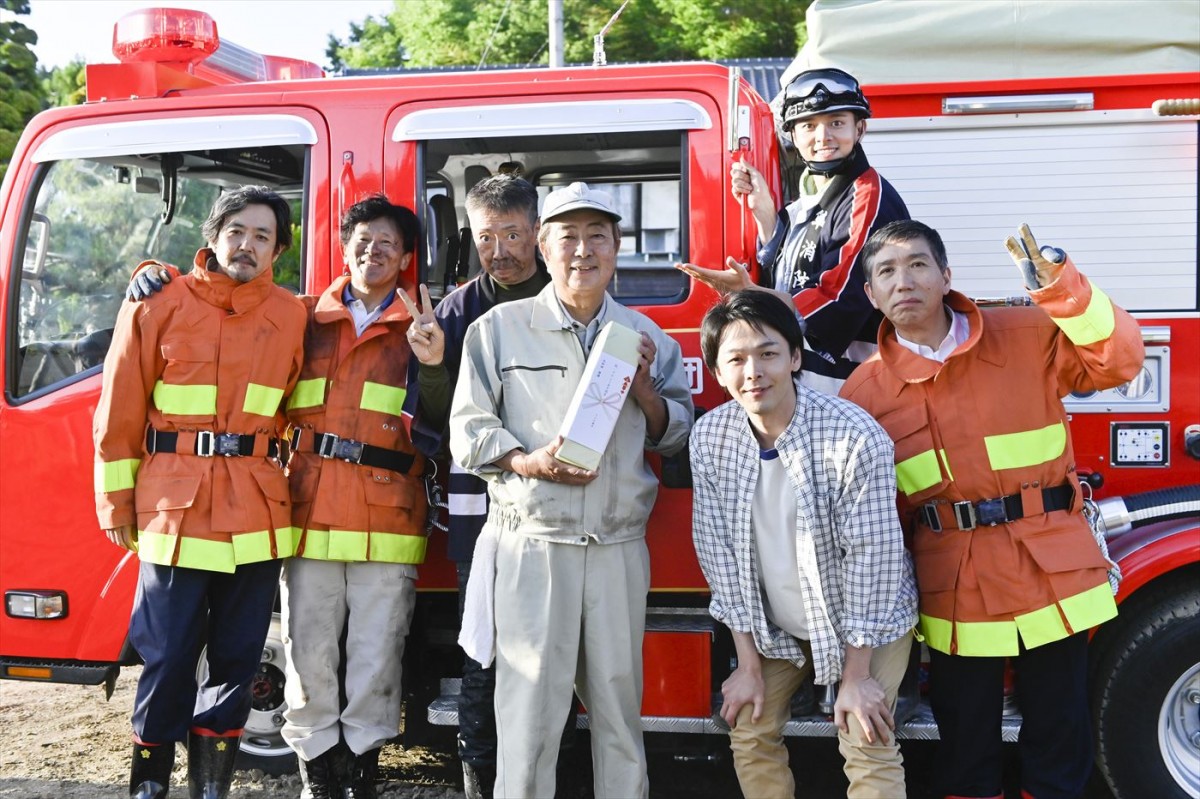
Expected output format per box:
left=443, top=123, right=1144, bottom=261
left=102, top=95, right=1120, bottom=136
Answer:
left=450, top=182, right=693, bottom=799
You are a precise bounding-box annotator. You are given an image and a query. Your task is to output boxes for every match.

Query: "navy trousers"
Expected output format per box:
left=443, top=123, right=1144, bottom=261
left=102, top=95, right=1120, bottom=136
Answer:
left=129, top=558, right=282, bottom=744
left=929, top=631, right=1093, bottom=799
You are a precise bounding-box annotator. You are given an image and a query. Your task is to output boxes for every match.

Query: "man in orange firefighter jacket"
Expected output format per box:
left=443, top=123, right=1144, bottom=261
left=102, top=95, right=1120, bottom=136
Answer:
left=281, top=196, right=427, bottom=799
left=840, top=220, right=1144, bottom=799
left=94, top=186, right=306, bottom=799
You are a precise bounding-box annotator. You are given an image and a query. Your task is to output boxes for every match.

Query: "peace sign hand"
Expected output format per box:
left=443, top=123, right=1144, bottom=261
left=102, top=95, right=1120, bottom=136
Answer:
left=398, top=284, right=446, bottom=366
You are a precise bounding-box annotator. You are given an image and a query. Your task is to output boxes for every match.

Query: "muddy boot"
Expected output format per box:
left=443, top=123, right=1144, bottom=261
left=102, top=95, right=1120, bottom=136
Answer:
left=461, top=759, right=495, bottom=799
left=299, top=747, right=341, bottom=799
left=186, top=730, right=240, bottom=799
left=342, top=747, right=380, bottom=799
left=130, top=741, right=175, bottom=798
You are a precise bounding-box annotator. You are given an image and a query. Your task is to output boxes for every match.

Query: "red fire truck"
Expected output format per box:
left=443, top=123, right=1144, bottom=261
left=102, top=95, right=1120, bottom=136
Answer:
left=0, top=3, right=1196, bottom=798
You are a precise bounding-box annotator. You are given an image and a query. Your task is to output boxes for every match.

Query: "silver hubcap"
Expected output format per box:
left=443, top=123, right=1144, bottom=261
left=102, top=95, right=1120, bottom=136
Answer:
left=241, top=619, right=289, bottom=760
left=1158, top=661, right=1200, bottom=797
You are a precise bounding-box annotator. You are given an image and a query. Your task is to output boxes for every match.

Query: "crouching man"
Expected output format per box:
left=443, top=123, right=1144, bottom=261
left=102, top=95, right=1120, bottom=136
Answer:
left=690, top=290, right=917, bottom=799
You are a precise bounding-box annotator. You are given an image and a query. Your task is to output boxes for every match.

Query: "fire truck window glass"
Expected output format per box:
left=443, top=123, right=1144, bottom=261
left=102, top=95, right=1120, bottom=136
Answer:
left=11, top=145, right=307, bottom=399
left=421, top=129, right=687, bottom=305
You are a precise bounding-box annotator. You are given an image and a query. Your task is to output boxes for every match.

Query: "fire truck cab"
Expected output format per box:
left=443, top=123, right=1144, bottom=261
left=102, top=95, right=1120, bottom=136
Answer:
left=0, top=3, right=1197, bottom=798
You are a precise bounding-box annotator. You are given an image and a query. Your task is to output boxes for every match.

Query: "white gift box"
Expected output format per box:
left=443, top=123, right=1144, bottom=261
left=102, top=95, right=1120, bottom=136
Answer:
left=555, top=321, right=641, bottom=471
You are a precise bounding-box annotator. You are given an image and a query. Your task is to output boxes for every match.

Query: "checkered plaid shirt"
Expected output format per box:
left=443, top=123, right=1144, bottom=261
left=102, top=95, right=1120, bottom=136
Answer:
left=690, top=381, right=917, bottom=685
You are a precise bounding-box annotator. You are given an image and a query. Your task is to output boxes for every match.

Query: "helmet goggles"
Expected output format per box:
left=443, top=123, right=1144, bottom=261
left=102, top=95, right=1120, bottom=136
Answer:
left=781, top=67, right=871, bottom=130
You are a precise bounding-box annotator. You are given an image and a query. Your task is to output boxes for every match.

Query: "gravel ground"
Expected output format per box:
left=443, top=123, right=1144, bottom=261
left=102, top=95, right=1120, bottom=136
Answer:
left=0, top=667, right=463, bottom=799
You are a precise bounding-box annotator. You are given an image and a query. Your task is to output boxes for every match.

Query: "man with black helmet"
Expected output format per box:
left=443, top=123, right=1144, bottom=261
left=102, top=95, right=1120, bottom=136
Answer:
left=678, top=67, right=910, bottom=394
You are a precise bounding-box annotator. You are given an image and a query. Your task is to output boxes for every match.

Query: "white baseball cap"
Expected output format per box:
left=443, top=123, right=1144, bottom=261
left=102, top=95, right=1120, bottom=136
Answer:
left=539, top=182, right=622, bottom=224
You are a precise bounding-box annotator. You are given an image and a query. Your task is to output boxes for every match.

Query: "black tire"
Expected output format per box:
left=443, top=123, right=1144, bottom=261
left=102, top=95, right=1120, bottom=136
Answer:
left=1091, top=569, right=1200, bottom=799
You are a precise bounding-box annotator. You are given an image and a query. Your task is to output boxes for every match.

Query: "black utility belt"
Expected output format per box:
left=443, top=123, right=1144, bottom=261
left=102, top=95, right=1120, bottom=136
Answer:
left=919, top=483, right=1073, bottom=532
left=291, top=429, right=417, bottom=475
left=146, top=428, right=280, bottom=459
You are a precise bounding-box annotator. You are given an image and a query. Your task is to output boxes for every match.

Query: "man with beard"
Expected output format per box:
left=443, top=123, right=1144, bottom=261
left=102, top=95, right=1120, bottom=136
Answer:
left=95, top=186, right=305, bottom=799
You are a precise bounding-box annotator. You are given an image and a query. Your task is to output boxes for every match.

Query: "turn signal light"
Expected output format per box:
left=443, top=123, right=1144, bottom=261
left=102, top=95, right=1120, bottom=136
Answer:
left=5, top=665, right=53, bottom=680
left=4, top=590, right=68, bottom=619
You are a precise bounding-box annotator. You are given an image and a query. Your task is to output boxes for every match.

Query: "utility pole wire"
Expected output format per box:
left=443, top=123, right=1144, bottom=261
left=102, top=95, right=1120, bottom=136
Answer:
left=526, top=39, right=548, bottom=67
left=477, top=0, right=513, bottom=69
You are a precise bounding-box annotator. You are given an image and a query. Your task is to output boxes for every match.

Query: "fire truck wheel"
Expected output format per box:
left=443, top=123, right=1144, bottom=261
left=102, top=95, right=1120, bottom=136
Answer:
left=1091, top=572, right=1200, bottom=799
left=195, top=612, right=298, bottom=775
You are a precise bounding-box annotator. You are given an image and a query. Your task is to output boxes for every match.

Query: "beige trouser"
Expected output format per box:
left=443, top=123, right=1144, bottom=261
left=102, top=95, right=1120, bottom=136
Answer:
left=493, top=530, right=650, bottom=799
left=280, top=558, right=417, bottom=760
left=729, top=632, right=913, bottom=799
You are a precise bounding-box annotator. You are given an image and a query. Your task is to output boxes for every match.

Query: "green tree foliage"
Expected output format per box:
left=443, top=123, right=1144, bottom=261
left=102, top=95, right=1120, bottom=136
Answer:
left=0, top=0, right=46, bottom=184
left=328, top=0, right=811, bottom=71
left=43, top=59, right=86, bottom=108
left=327, top=13, right=408, bottom=70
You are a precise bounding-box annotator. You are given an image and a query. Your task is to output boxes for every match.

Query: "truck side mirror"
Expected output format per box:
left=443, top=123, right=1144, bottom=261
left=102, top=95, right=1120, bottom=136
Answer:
left=22, top=213, right=49, bottom=279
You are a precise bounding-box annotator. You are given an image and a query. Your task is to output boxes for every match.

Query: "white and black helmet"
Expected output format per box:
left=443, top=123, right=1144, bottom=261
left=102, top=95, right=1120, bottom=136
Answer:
left=780, top=67, right=871, bottom=132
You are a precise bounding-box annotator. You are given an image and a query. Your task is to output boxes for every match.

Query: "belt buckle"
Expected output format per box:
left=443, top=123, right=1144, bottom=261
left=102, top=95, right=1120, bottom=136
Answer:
left=317, top=433, right=340, bottom=459
left=335, top=438, right=364, bottom=464
left=952, top=501, right=977, bottom=531
left=214, top=433, right=241, bottom=457
left=920, top=504, right=942, bottom=533
left=976, top=497, right=1008, bottom=526
left=196, top=430, right=215, bottom=457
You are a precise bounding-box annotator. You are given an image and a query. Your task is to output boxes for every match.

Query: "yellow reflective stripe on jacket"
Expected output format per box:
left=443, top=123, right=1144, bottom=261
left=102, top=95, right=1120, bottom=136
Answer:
left=359, top=381, right=407, bottom=416
left=918, top=613, right=952, bottom=654
left=243, top=383, right=285, bottom=417
left=1059, top=581, right=1117, bottom=633
left=153, top=381, right=218, bottom=416
left=299, top=528, right=427, bottom=564
left=984, top=422, right=1066, bottom=471
left=955, top=619, right=1019, bottom=657
left=938, top=449, right=954, bottom=481
left=1050, top=281, right=1116, bottom=346
left=138, top=527, right=296, bottom=573
left=95, top=458, right=141, bottom=493
left=287, top=378, right=326, bottom=411
left=920, top=582, right=1116, bottom=656
left=1014, top=603, right=1069, bottom=650
left=896, top=449, right=941, bottom=496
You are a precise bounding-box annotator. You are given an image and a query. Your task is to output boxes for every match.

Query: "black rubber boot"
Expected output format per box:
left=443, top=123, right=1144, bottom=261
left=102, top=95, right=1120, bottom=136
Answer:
left=130, top=741, right=175, bottom=798
left=186, top=731, right=240, bottom=799
left=342, top=747, right=380, bottom=799
left=299, top=747, right=342, bottom=799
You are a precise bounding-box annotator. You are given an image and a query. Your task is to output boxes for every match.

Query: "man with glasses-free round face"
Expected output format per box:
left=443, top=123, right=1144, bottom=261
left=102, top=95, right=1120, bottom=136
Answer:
left=281, top=196, right=429, bottom=799
left=677, top=67, right=910, bottom=394
left=841, top=220, right=1144, bottom=799
left=449, top=183, right=693, bottom=799
left=690, top=289, right=916, bottom=799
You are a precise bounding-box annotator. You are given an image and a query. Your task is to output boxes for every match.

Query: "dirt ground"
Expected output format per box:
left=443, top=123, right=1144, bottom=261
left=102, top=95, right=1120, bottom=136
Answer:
left=0, top=668, right=1119, bottom=799
left=0, top=667, right=463, bottom=799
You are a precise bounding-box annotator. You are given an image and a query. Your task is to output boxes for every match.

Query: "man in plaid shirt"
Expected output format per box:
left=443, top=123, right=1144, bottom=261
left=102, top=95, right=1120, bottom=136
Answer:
left=690, top=290, right=917, bottom=799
